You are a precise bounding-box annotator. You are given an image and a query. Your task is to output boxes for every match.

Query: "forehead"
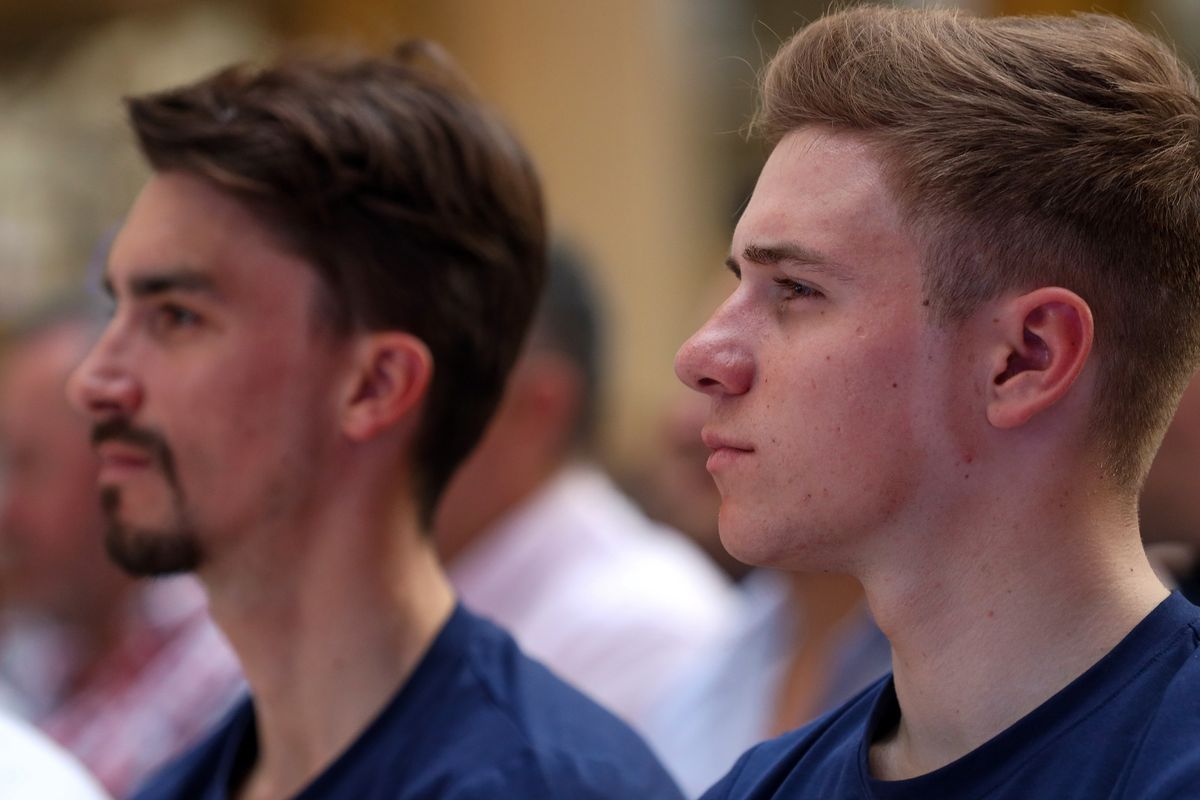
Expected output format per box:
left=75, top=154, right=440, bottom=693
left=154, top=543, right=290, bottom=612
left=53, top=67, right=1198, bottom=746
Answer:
left=108, top=171, right=318, bottom=305
left=735, top=128, right=915, bottom=281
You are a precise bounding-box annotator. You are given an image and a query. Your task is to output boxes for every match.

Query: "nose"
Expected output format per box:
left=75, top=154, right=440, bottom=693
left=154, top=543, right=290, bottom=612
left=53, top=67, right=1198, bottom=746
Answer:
left=674, top=305, right=754, bottom=398
left=66, top=331, right=143, bottom=420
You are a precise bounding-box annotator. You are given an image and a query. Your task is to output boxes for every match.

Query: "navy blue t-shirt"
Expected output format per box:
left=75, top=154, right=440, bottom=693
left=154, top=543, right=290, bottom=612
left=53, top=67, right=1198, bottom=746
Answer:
left=133, top=605, right=684, bottom=799
left=703, top=592, right=1200, bottom=800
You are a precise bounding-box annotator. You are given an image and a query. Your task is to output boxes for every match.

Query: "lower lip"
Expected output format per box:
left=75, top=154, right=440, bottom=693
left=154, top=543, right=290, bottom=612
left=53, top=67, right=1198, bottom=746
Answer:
left=707, top=447, right=752, bottom=471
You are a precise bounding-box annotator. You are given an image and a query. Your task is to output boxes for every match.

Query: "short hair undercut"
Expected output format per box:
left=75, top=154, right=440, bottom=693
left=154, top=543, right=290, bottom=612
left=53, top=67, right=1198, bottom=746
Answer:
left=756, top=7, right=1200, bottom=487
left=125, top=42, right=546, bottom=525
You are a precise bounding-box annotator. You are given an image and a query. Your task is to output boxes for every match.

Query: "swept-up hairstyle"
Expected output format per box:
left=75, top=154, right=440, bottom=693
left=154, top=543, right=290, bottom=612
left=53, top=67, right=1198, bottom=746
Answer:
left=756, top=7, right=1200, bottom=486
left=125, top=41, right=546, bottom=524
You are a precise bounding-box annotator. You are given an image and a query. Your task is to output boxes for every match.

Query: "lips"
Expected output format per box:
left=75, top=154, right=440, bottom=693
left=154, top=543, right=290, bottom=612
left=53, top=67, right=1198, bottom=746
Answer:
left=95, top=442, right=155, bottom=477
left=701, top=429, right=754, bottom=453
left=701, top=428, right=754, bottom=472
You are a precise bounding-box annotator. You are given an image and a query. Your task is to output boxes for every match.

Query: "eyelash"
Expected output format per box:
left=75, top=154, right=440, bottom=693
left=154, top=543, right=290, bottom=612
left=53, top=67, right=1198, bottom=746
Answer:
left=773, top=277, right=823, bottom=300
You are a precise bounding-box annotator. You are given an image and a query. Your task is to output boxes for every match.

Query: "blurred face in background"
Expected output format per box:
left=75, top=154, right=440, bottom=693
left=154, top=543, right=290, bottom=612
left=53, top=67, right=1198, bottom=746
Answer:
left=0, top=322, right=125, bottom=619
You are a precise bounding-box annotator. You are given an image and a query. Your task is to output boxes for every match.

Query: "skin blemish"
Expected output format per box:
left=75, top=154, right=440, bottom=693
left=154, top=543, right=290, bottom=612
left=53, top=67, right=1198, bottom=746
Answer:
left=986, top=610, right=995, bottom=619
left=922, top=299, right=930, bottom=307
left=891, top=382, right=898, bottom=389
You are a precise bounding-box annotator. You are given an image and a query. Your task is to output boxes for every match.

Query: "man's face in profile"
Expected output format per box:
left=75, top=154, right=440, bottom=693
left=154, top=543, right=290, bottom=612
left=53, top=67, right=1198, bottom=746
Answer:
left=675, top=128, right=960, bottom=571
left=68, top=172, right=351, bottom=576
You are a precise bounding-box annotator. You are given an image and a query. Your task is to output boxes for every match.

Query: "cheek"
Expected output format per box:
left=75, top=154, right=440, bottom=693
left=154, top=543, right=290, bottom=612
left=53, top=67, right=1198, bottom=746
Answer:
left=772, top=333, right=927, bottom=495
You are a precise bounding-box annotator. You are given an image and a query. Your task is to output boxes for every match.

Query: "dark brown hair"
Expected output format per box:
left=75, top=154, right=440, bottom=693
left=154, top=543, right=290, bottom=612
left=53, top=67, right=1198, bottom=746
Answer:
left=126, top=41, right=546, bottom=524
left=756, top=7, right=1200, bottom=487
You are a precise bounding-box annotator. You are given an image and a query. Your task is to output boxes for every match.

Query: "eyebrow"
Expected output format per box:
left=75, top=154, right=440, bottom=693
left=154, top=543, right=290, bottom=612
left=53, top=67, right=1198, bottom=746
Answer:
left=727, top=242, right=854, bottom=284
left=102, top=267, right=219, bottom=300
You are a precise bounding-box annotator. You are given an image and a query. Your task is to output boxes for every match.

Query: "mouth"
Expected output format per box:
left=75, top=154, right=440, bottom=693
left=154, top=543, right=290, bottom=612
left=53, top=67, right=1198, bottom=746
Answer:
left=95, top=442, right=156, bottom=480
left=90, top=418, right=179, bottom=488
left=701, top=429, right=754, bottom=471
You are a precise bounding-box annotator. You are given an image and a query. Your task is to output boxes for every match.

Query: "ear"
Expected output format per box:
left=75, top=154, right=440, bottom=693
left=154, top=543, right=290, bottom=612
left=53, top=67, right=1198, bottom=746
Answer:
left=985, top=287, right=1093, bottom=430
left=340, top=332, right=433, bottom=443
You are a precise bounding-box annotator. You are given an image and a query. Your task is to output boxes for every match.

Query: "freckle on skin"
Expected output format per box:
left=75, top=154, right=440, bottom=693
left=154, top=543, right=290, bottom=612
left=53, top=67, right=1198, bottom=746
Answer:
left=891, top=382, right=898, bottom=389
left=986, top=610, right=995, bottom=618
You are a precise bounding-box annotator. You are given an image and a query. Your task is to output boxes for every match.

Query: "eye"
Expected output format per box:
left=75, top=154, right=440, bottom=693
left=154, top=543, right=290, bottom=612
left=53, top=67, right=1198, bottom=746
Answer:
left=151, top=302, right=202, bottom=334
left=773, top=277, right=823, bottom=300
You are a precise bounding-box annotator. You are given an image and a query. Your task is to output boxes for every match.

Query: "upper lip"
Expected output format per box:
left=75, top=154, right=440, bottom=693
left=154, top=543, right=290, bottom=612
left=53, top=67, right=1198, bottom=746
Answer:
left=701, top=429, right=754, bottom=452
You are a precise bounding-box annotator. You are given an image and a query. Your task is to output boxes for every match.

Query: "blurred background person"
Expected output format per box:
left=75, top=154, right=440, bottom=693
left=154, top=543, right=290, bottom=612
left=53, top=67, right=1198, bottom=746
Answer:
left=0, top=298, right=243, bottom=798
left=1141, top=373, right=1200, bottom=604
left=435, top=243, right=736, bottom=739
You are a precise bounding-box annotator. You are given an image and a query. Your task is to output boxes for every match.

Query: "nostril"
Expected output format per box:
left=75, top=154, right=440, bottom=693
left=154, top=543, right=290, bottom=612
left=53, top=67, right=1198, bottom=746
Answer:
left=698, top=377, right=719, bottom=388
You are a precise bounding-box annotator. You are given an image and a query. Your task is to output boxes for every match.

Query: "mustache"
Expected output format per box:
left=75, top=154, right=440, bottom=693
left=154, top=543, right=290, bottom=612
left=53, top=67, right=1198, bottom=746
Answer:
left=90, top=418, right=181, bottom=489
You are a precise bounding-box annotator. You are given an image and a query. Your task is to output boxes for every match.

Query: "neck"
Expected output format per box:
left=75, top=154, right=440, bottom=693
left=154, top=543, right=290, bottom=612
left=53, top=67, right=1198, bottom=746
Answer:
left=200, top=474, right=455, bottom=800
left=863, top=484, right=1167, bottom=780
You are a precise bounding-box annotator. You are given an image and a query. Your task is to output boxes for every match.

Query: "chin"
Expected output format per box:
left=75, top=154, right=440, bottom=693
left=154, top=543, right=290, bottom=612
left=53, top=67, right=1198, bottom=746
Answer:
left=718, top=507, right=845, bottom=573
left=717, top=510, right=786, bottom=570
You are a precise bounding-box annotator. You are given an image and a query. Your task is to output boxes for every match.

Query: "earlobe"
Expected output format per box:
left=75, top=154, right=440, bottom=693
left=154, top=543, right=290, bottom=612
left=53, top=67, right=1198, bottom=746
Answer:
left=985, top=288, right=1093, bottom=430
left=342, top=333, right=433, bottom=443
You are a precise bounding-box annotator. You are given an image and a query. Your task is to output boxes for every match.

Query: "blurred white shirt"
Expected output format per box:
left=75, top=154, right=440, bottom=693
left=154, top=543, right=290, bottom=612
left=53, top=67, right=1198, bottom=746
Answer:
left=448, top=464, right=736, bottom=735
left=0, top=711, right=109, bottom=799
left=644, top=570, right=892, bottom=797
